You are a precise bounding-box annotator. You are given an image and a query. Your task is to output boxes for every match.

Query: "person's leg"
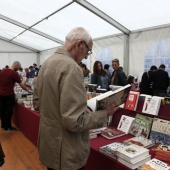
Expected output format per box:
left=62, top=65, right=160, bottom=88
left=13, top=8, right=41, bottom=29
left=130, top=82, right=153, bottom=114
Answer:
left=0, top=96, right=6, bottom=128
left=4, top=95, right=16, bottom=130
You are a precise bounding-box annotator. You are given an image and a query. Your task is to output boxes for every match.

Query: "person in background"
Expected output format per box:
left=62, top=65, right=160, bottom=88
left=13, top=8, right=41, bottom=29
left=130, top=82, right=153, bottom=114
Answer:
left=29, top=66, right=38, bottom=78
left=127, top=75, right=136, bottom=91
left=104, top=64, right=111, bottom=76
left=24, top=68, right=30, bottom=79
left=17, top=67, right=26, bottom=81
left=33, top=63, right=39, bottom=72
left=0, top=61, right=31, bottom=131
left=33, top=27, right=119, bottom=170
left=91, top=61, right=110, bottom=90
left=150, top=64, right=169, bottom=97
left=5, top=65, right=9, bottom=69
left=110, top=58, right=127, bottom=86
left=80, top=63, right=90, bottom=77
left=139, top=65, right=157, bottom=95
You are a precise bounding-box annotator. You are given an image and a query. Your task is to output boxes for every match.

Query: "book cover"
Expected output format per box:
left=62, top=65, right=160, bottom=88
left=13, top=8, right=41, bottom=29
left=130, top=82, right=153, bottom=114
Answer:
left=89, top=127, right=107, bottom=135
left=115, top=144, right=149, bottom=163
left=129, top=114, right=153, bottom=138
left=123, top=136, right=155, bottom=148
left=87, top=84, right=131, bottom=112
left=117, top=115, right=135, bottom=134
left=100, top=127, right=126, bottom=140
left=140, top=158, right=170, bottom=170
left=117, top=155, right=151, bottom=170
left=149, top=118, right=170, bottom=145
left=125, top=91, right=140, bottom=111
left=164, top=97, right=170, bottom=105
left=99, top=142, right=126, bottom=159
left=142, top=96, right=161, bottom=116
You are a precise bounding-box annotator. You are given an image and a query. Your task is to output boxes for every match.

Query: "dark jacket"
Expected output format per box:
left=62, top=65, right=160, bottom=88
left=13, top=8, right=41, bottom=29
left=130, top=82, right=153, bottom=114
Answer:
left=139, top=71, right=153, bottom=95
left=110, top=68, right=127, bottom=86
left=150, top=69, right=169, bottom=91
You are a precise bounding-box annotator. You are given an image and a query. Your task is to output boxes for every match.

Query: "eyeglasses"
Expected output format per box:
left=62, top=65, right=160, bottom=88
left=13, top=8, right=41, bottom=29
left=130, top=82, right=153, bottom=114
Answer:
left=82, top=41, right=92, bottom=56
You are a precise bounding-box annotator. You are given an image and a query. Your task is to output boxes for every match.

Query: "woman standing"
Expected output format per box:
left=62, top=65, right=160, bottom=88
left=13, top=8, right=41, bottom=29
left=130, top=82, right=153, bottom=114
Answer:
left=91, top=61, right=110, bottom=90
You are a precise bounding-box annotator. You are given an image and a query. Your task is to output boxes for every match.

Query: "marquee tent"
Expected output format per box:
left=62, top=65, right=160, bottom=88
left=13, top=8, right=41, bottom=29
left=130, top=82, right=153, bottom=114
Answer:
left=1, top=0, right=170, bottom=77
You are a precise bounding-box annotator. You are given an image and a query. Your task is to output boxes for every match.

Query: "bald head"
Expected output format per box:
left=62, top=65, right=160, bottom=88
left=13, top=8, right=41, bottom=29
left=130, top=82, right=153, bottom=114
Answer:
left=11, top=61, right=21, bottom=71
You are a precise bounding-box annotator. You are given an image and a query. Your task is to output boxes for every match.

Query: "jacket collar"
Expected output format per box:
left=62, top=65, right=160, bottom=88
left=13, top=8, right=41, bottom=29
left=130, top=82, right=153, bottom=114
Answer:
left=55, top=48, right=74, bottom=60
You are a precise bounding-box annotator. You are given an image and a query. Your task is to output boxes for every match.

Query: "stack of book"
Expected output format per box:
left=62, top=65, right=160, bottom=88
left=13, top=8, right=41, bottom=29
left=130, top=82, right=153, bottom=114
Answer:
left=115, top=144, right=151, bottom=169
left=99, top=142, right=126, bottom=159
left=89, top=127, right=106, bottom=139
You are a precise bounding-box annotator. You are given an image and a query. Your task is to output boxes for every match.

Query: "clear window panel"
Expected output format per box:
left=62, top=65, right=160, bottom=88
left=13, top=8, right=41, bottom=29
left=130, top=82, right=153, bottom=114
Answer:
left=13, top=31, right=60, bottom=51
left=33, top=3, right=121, bottom=41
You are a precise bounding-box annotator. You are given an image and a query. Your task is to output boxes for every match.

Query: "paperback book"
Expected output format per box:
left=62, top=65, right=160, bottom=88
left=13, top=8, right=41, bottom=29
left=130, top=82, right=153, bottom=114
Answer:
left=129, top=114, right=153, bottom=138
left=123, top=136, right=155, bottom=148
left=87, top=84, right=131, bottom=112
left=149, top=118, right=170, bottom=145
left=125, top=91, right=140, bottom=111
left=115, top=144, right=149, bottom=164
left=117, top=115, right=135, bottom=134
left=142, top=96, right=161, bottom=116
left=139, top=158, right=170, bottom=170
left=99, top=142, right=126, bottom=159
left=100, top=127, right=126, bottom=140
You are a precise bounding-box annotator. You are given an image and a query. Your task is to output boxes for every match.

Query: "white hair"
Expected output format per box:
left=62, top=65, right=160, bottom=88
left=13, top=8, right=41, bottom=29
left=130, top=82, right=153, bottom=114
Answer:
left=65, top=27, right=92, bottom=44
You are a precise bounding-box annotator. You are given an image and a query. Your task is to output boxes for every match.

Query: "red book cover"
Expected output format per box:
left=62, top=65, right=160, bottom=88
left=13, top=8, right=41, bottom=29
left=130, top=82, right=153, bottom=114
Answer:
left=125, top=91, right=139, bottom=111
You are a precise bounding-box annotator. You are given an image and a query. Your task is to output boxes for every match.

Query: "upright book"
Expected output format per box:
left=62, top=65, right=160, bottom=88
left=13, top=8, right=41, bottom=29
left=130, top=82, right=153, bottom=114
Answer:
left=100, top=127, right=126, bottom=140
left=125, top=91, right=140, bottom=111
left=117, top=115, right=135, bottom=134
left=149, top=118, right=170, bottom=145
left=142, top=96, right=161, bottom=116
left=115, top=144, right=149, bottom=164
left=129, top=114, right=153, bottom=138
left=87, top=84, right=131, bottom=112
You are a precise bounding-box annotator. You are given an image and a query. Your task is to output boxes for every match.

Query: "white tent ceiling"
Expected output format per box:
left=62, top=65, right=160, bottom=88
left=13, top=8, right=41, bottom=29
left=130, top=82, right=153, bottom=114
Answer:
left=0, top=0, right=170, bottom=52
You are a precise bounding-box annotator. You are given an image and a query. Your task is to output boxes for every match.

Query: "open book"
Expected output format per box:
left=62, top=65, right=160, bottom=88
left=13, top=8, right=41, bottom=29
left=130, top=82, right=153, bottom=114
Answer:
left=87, top=84, right=131, bottom=112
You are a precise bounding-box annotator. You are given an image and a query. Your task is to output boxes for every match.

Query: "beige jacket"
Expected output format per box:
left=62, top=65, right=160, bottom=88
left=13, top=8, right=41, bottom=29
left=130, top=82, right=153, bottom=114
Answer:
left=33, top=48, right=107, bottom=170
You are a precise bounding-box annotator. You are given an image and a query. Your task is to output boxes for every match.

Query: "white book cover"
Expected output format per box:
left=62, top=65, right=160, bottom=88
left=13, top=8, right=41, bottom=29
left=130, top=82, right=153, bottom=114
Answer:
left=117, top=115, right=135, bottom=134
left=142, top=96, right=161, bottom=116
left=87, top=84, right=131, bottom=112
left=117, top=155, right=151, bottom=169
left=115, top=144, right=149, bottom=163
left=99, top=142, right=126, bottom=159
left=140, top=158, right=170, bottom=170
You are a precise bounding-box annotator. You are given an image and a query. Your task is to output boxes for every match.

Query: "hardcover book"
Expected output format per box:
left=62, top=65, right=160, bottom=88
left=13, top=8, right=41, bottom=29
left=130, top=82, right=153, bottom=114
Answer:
left=117, top=115, right=135, bottom=134
left=149, top=118, right=170, bottom=145
left=123, top=136, right=155, bottom=148
left=164, top=97, right=170, bottom=105
left=99, top=142, right=126, bottom=159
left=129, top=114, right=153, bottom=138
left=100, top=127, right=126, bottom=140
left=115, top=144, right=149, bottom=163
left=125, top=91, right=140, bottom=111
left=139, top=158, right=170, bottom=170
left=142, top=96, right=161, bottom=116
left=87, top=84, right=131, bottom=112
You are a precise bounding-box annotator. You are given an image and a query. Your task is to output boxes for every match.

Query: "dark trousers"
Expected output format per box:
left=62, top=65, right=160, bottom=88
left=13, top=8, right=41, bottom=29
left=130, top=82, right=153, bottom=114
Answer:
left=153, top=89, right=167, bottom=97
left=0, top=95, right=15, bottom=129
left=47, top=167, right=84, bottom=170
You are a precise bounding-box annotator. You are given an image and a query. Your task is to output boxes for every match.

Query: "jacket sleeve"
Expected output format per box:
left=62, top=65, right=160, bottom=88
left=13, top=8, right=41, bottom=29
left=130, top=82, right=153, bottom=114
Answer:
left=118, top=71, right=128, bottom=86
left=91, top=73, right=97, bottom=84
left=60, top=66, right=107, bottom=133
left=33, top=78, right=40, bottom=112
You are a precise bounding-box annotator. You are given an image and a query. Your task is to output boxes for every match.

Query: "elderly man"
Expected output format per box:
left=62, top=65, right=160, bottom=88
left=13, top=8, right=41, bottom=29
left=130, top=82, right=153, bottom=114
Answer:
left=0, top=61, right=30, bottom=131
left=33, top=27, right=119, bottom=170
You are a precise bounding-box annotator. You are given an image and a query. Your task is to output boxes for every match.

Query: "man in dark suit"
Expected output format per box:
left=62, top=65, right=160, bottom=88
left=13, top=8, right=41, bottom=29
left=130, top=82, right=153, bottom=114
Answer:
left=150, top=64, right=169, bottom=97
